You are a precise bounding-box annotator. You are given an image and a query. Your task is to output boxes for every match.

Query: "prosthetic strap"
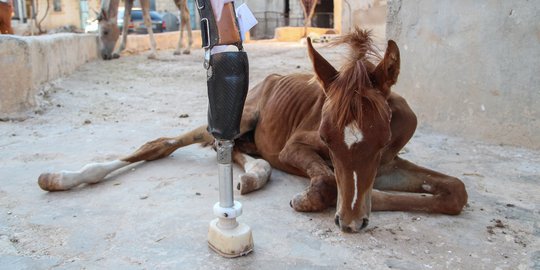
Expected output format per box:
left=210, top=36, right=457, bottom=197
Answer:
left=196, top=0, right=248, bottom=140
left=196, top=0, right=242, bottom=50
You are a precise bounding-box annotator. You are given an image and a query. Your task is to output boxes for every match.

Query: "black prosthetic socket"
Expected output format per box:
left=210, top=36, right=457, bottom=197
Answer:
left=207, top=51, right=249, bottom=140
left=196, top=0, right=247, bottom=140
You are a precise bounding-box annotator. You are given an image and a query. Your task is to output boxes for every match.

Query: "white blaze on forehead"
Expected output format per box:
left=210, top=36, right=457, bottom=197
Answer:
left=344, top=123, right=363, bottom=149
left=351, top=171, right=359, bottom=210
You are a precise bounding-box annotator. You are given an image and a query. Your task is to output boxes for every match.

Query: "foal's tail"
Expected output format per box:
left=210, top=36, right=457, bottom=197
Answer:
left=38, top=125, right=214, bottom=191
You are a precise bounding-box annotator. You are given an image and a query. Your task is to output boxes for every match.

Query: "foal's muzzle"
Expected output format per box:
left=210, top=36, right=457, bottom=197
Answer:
left=335, top=215, right=369, bottom=233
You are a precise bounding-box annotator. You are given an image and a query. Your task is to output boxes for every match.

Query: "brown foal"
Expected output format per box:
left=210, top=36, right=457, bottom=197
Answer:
left=38, top=28, right=467, bottom=233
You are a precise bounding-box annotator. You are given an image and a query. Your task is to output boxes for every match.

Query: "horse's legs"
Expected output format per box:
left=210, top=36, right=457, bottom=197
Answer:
left=38, top=126, right=213, bottom=191
left=223, top=102, right=271, bottom=195
left=371, top=93, right=467, bottom=214
left=140, top=0, right=158, bottom=59
left=113, top=0, right=133, bottom=58
left=173, top=0, right=184, bottom=55
left=373, top=158, right=467, bottom=215
left=232, top=149, right=271, bottom=195
left=182, top=1, right=193, bottom=55
left=38, top=97, right=265, bottom=193
left=173, top=0, right=192, bottom=55
left=174, top=22, right=184, bottom=55
left=279, top=132, right=337, bottom=212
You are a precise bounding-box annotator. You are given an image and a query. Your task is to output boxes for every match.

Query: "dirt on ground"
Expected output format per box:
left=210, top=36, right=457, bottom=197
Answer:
left=0, top=42, right=538, bottom=269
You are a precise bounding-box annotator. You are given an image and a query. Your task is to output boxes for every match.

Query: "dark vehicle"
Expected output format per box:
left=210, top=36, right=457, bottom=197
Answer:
left=118, top=9, right=166, bottom=34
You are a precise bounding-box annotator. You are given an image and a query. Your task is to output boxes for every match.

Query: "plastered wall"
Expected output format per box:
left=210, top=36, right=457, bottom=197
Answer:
left=386, top=0, right=540, bottom=149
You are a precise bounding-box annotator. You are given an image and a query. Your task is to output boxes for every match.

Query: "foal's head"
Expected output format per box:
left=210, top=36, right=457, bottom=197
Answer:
left=97, top=8, right=120, bottom=60
left=307, top=29, right=400, bottom=232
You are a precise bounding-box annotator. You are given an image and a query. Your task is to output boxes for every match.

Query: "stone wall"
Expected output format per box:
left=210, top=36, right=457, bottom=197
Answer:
left=386, top=0, right=540, bottom=149
left=0, top=34, right=98, bottom=119
left=118, top=30, right=203, bottom=52
left=0, top=31, right=208, bottom=119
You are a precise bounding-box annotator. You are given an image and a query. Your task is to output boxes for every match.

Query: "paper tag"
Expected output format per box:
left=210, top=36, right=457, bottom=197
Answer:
left=236, top=3, right=258, bottom=41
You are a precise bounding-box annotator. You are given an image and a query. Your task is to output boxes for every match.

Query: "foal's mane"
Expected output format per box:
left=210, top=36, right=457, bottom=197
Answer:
left=323, top=28, right=390, bottom=131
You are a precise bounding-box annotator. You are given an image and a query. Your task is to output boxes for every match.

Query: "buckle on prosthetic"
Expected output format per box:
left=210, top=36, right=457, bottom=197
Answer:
left=196, top=0, right=253, bottom=258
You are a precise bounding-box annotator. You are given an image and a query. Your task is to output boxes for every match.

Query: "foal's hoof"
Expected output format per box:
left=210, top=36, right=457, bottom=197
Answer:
left=147, top=53, right=157, bottom=60
left=290, top=191, right=327, bottom=212
left=237, top=172, right=258, bottom=195
left=237, top=159, right=271, bottom=195
left=182, top=49, right=191, bottom=55
left=173, top=50, right=182, bottom=56
left=38, top=173, right=65, bottom=191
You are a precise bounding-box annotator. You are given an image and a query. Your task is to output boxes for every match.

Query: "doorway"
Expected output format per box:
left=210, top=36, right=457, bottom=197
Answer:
left=313, top=0, right=333, bottom=28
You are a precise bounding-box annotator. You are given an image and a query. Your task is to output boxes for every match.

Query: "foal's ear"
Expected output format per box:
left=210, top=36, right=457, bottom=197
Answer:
left=307, top=37, right=338, bottom=90
left=373, top=40, right=400, bottom=97
left=97, top=9, right=107, bottom=21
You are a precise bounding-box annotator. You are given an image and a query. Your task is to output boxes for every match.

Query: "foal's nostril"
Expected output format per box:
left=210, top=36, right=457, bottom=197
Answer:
left=334, top=215, right=340, bottom=226
left=361, top=218, right=369, bottom=230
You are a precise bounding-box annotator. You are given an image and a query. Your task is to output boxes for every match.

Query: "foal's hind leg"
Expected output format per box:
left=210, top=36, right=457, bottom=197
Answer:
left=38, top=126, right=213, bottom=191
left=373, top=158, right=468, bottom=215
left=372, top=93, right=467, bottom=214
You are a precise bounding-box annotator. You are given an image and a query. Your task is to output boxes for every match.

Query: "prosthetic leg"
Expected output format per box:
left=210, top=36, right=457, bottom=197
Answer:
left=196, top=0, right=253, bottom=257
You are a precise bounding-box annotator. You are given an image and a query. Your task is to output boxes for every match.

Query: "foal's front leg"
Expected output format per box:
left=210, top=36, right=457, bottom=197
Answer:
left=232, top=150, right=271, bottom=195
left=279, top=132, right=337, bottom=212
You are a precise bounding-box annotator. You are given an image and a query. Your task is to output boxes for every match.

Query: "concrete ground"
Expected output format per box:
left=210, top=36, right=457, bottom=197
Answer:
left=0, top=42, right=538, bottom=270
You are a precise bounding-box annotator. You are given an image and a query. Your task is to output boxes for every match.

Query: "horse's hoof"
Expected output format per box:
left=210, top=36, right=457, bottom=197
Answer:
left=147, top=53, right=157, bottom=60
left=238, top=173, right=258, bottom=195
left=173, top=50, right=182, bottom=56
left=290, top=191, right=326, bottom=212
left=182, top=49, right=191, bottom=55
left=38, top=173, right=65, bottom=191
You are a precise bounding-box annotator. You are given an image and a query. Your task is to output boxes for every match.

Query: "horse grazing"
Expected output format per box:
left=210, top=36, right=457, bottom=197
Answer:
left=97, top=0, right=193, bottom=60
left=38, top=29, right=468, bottom=233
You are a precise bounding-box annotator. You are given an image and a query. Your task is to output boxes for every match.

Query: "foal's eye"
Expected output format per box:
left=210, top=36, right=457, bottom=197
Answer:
left=103, top=30, right=109, bottom=35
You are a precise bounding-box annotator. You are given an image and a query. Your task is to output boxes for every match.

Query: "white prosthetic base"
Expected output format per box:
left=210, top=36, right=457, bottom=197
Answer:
left=208, top=201, right=253, bottom=257
left=208, top=219, right=253, bottom=257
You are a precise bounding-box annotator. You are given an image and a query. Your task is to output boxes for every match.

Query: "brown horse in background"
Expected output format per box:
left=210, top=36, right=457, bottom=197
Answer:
left=97, top=0, right=192, bottom=60
left=38, top=28, right=467, bottom=233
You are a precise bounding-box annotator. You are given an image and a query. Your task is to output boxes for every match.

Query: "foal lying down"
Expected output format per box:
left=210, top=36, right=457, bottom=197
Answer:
left=38, top=28, right=467, bottom=233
